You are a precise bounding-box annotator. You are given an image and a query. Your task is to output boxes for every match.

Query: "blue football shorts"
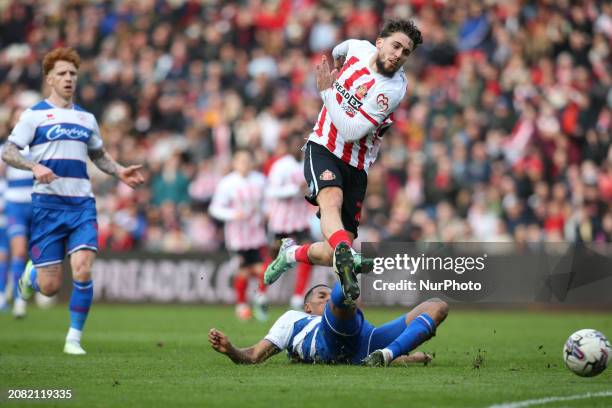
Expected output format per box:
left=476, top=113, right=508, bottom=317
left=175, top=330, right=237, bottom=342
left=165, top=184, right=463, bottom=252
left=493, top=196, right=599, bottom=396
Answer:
left=318, top=302, right=408, bottom=364
left=5, top=201, right=33, bottom=239
left=29, top=207, right=98, bottom=267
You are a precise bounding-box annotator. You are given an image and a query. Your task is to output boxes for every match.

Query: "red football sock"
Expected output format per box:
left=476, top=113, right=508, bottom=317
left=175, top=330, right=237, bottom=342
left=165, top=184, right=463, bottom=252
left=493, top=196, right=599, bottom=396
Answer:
left=327, top=229, right=353, bottom=250
left=234, top=275, right=248, bottom=304
left=258, top=258, right=270, bottom=293
left=295, top=244, right=312, bottom=264
left=293, top=262, right=312, bottom=296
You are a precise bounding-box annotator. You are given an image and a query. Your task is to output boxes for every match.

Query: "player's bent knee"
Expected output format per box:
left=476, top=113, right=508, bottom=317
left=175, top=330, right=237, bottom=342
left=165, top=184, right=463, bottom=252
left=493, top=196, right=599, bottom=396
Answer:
left=320, top=251, right=333, bottom=266
left=71, top=260, right=92, bottom=281
left=39, top=281, right=61, bottom=296
left=317, top=188, right=343, bottom=211
left=71, top=258, right=94, bottom=281
left=424, top=298, right=449, bottom=323
left=72, top=268, right=92, bottom=282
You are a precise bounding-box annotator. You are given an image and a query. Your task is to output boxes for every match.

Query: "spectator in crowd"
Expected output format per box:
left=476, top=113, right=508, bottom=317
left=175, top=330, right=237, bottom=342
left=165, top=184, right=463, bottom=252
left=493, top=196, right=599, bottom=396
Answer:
left=0, top=0, right=609, bottom=254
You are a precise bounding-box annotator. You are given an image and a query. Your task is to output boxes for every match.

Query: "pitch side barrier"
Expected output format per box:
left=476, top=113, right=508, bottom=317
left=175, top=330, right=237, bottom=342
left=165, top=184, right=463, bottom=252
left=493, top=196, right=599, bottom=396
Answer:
left=57, top=242, right=612, bottom=307
left=57, top=251, right=338, bottom=304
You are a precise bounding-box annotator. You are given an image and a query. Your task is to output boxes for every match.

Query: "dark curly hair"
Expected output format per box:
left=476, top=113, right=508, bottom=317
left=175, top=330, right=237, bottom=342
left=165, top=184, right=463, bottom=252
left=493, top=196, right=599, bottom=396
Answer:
left=379, top=19, right=423, bottom=50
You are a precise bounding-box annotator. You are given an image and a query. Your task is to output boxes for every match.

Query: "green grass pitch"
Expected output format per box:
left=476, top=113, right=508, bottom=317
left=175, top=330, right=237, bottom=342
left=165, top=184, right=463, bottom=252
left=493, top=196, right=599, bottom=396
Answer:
left=1, top=304, right=611, bottom=407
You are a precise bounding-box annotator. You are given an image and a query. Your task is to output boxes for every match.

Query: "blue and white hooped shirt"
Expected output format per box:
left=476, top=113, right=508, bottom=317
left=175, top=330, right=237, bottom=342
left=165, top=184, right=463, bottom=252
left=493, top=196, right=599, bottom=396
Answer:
left=4, top=145, right=33, bottom=204
left=7, top=100, right=103, bottom=211
left=264, top=310, right=323, bottom=363
left=5, top=165, right=33, bottom=204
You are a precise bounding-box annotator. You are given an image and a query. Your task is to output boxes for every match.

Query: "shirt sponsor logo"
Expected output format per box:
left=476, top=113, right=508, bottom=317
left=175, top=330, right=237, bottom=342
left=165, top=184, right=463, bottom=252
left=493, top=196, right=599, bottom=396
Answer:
left=45, top=124, right=90, bottom=141
left=377, top=94, right=389, bottom=111
left=334, top=81, right=363, bottom=111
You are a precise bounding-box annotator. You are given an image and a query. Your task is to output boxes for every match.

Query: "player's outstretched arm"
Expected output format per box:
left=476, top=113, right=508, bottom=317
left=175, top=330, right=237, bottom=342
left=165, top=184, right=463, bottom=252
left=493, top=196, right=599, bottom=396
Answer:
left=315, top=56, right=378, bottom=142
left=208, top=328, right=280, bottom=364
left=88, top=148, right=144, bottom=188
left=2, top=141, right=57, bottom=183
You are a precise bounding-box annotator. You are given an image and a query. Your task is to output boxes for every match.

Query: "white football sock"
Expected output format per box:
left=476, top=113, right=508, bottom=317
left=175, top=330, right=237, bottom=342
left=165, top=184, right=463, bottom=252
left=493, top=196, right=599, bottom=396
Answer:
left=381, top=348, right=394, bottom=364
left=285, top=246, right=298, bottom=263
left=66, top=328, right=82, bottom=343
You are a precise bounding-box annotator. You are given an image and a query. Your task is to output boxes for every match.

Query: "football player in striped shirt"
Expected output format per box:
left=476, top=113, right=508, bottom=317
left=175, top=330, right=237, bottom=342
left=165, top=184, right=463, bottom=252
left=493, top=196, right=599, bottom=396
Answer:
left=2, top=47, right=145, bottom=354
left=209, top=149, right=269, bottom=321
left=265, top=19, right=422, bottom=302
left=265, top=136, right=315, bottom=310
left=2, top=111, right=34, bottom=318
left=209, top=281, right=448, bottom=366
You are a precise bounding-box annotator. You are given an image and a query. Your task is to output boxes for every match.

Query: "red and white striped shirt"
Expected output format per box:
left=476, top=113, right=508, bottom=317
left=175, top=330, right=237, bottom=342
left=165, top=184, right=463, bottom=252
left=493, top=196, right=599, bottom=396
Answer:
left=209, top=171, right=267, bottom=251
left=308, top=39, right=407, bottom=172
left=266, top=154, right=313, bottom=234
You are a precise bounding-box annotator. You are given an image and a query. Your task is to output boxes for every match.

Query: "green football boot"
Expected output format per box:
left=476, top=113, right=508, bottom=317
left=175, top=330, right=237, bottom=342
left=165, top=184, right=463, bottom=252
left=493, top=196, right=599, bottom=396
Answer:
left=18, top=260, right=35, bottom=301
left=353, top=252, right=373, bottom=275
left=362, top=349, right=390, bottom=367
left=264, top=238, right=297, bottom=285
left=332, top=242, right=360, bottom=302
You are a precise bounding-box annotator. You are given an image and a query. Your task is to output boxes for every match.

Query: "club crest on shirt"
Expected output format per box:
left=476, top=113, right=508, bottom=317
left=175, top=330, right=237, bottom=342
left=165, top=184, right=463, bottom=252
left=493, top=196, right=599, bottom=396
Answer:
left=319, top=170, right=336, bottom=181
left=355, top=84, right=368, bottom=99
left=77, top=112, right=88, bottom=123
left=31, top=245, right=41, bottom=260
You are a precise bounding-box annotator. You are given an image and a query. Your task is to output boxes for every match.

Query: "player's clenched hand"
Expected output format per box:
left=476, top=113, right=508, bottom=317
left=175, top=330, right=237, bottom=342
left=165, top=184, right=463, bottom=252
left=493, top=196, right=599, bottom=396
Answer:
left=209, top=328, right=232, bottom=354
left=334, top=56, right=346, bottom=71
left=316, top=56, right=339, bottom=92
left=118, top=164, right=145, bottom=188
left=32, top=163, right=58, bottom=184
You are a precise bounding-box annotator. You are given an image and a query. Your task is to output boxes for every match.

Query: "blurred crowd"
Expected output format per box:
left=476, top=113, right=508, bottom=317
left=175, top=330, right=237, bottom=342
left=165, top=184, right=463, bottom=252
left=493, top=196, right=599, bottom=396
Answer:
left=0, top=0, right=610, bottom=253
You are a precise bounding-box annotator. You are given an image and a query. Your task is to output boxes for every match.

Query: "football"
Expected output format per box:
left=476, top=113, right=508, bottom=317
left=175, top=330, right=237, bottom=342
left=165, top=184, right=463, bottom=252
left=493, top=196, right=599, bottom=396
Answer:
left=563, top=329, right=612, bottom=377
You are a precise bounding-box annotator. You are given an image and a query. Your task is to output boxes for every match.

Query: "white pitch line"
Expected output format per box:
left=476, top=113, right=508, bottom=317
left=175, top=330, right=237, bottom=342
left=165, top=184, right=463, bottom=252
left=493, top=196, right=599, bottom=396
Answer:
left=488, top=390, right=612, bottom=408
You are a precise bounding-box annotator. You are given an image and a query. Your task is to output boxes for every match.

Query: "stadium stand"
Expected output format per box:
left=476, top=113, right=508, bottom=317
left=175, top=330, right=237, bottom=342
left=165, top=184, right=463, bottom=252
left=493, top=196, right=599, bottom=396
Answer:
left=0, top=0, right=610, bottom=253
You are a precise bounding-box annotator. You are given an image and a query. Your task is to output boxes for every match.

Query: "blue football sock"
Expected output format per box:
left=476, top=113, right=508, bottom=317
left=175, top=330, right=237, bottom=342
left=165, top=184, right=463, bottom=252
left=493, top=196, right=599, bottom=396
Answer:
left=11, top=257, right=26, bottom=299
left=385, top=314, right=436, bottom=359
left=330, top=282, right=350, bottom=309
left=0, top=256, right=7, bottom=294
left=69, top=280, right=93, bottom=331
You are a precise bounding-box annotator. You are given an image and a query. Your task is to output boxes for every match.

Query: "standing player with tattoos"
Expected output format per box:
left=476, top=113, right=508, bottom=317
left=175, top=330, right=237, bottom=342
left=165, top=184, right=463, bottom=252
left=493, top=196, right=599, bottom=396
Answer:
left=1, top=47, right=145, bottom=354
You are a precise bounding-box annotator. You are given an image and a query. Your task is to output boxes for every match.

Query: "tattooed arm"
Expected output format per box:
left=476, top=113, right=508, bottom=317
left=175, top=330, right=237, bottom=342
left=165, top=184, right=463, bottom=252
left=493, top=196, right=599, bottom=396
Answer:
left=2, top=142, right=57, bottom=183
left=88, top=148, right=145, bottom=188
left=2, top=142, right=36, bottom=170
left=209, top=328, right=281, bottom=364
left=88, top=147, right=122, bottom=177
